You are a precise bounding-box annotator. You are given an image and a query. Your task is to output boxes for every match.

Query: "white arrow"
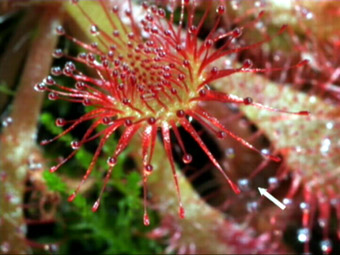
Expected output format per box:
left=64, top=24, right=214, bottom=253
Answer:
left=258, top=187, right=286, bottom=210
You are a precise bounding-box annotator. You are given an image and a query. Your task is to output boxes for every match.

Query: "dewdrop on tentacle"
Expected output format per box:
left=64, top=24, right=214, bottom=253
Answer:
left=38, top=0, right=310, bottom=225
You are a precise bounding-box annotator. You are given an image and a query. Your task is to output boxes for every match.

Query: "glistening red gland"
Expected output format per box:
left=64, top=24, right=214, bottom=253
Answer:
left=37, top=0, right=309, bottom=225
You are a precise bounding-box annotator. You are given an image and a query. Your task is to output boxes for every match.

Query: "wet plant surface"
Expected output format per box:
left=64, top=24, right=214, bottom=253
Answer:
left=1, top=1, right=340, bottom=254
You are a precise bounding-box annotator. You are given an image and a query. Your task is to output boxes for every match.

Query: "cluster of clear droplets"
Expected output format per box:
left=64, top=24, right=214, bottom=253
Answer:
left=1, top=116, right=13, bottom=128
left=297, top=227, right=310, bottom=243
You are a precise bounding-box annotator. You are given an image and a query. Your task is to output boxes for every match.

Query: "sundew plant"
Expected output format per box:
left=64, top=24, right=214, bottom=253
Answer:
left=1, top=0, right=340, bottom=254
